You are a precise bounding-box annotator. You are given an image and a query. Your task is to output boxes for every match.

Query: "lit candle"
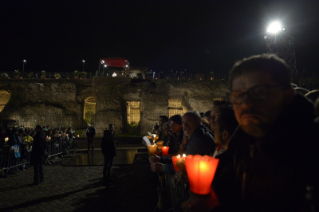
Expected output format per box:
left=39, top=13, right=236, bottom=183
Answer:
left=66, top=134, right=69, bottom=137
left=147, top=144, right=157, bottom=156
left=77, top=135, right=79, bottom=138
left=5, top=137, right=8, bottom=143
left=185, top=155, right=219, bottom=195
left=172, top=154, right=181, bottom=171
left=162, top=146, right=169, bottom=156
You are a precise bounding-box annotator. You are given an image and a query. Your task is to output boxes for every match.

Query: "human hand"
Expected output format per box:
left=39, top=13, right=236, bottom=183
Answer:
left=149, top=155, right=161, bottom=163
left=151, top=162, right=164, bottom=172
left=181, top=188, right=219, bottom=212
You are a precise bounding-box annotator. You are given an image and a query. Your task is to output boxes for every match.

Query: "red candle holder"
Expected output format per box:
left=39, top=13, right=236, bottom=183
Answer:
left=185, top=155, right=219, bottom=195
left=171, top=154, right=186, bottom=171
left=162, top=146, right=169, bottom=156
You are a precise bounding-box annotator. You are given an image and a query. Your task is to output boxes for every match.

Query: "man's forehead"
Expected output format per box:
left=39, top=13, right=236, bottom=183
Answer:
left=182, top=113, right=195, bottom=120
left=232, top=72, right=276, bottom=91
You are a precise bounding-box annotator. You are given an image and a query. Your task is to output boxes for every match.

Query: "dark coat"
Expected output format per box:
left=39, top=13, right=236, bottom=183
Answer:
left=167, top=130, right=184, bottom=154
left=101, top=130, right=116, bottom=159
left=184, top=124, right=215, bottom=155
left=30, top=132, right=46, bottom=164
left=86, top=127, right=96, bottom=138
left=213, top=94, right=319, bottom=211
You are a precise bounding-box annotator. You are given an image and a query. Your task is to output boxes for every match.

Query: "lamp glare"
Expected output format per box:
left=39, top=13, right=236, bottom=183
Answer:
left=267, top=21, right=282, bottom=34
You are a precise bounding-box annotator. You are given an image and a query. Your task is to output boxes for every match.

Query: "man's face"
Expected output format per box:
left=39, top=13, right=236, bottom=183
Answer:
left=182, top=114, right=201, bottom=137
left=109, top=126, right=114, bottom=132
left=159, top=118, right=165, bottom=126
left=209, top=106, right=220, bottom=133
left=169, top=120, right=182, bottom=134
left=231, top=72, right=293, bottom=138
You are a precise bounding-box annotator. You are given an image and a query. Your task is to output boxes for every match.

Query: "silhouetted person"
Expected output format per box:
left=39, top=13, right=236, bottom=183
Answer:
left=101, top=124, right=116, bottom=185
left=86, top=123, right=96, bottom=153
left=30, top=125, right=46, bottom=185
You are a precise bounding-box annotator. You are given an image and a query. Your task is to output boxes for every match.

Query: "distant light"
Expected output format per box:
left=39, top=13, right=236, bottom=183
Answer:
left=23, top=60, right=26, bottom=63
left=101, top=60, right=105, bottom=64
left=282, top=28, right=285, bottom=31
left=112, top=72, right=117, bottom=77
left=267, top=21, right=282, bottom=34
left=104, top=64, right=107, bottom=68
left=125, top=65, right=128, bottom=68
left=82, top=60, right=85, bottom=63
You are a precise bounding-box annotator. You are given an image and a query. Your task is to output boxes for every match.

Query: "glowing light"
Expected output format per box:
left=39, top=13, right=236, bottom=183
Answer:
left=267, top=21, right=282, bottom=34
left=82, top=60, right=85, bottom=63
left=104, top=64, right=107, bottom=68
left=112, top=72, right=117, bottom=77
left=101, top=60, right=105, bottom=64
left=162, top=146, right=169, bottom=156
left=23, top=60, right=26, bottom=63
left=125, top=65, right=128, bottom=68
left=185, top=155, right=219, bottom=195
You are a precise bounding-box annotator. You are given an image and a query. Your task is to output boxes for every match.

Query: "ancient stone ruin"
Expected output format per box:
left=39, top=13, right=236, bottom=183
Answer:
left=0, top=77, right=229, bottom=134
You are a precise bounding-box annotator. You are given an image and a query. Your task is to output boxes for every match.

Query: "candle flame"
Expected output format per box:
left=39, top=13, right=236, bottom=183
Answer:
left=182, top=154, right=186, bottom=157
left=177, top=154, right=180, bottom=158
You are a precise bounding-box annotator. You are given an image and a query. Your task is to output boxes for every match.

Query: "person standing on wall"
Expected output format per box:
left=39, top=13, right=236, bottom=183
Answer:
left=30, top=125, right=46, bottom=186
left=101, top=124, right=116, bottom=185
left=86, top=123, right=96, bottom=153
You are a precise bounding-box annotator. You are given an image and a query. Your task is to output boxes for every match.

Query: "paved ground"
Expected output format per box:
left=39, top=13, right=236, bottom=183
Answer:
left=0, top=152, right=159, bottom=212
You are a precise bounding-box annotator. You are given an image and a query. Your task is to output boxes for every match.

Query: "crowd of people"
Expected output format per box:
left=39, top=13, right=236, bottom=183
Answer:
left=0, top=125, right=77, bottom=183
left=147, top=54, right=319, bottom=212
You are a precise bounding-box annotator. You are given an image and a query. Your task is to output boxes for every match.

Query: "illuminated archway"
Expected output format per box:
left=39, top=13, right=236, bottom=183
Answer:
left=168, top=98, right=185, bottom=117
left=84, top=97, right=96, bottom=125
left=0, top=90, right=10, bottom=113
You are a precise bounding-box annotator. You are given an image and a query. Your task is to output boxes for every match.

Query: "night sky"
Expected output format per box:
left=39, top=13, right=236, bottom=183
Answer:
left=1, top=0, right=319, bottom=75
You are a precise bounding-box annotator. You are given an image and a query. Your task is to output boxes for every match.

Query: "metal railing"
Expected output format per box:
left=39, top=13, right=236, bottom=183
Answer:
left=0, top=137, right=76, bottom=176
left=165, top=173, right=189, bottom=209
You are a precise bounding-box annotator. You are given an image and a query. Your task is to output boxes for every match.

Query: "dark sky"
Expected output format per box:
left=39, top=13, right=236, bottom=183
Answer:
left=1, top=0, right=319, bottom=75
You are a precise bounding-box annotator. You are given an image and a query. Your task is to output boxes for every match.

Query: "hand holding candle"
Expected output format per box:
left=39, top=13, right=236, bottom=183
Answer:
left=185, top=155, right=219, bottom=195
left=147, top=144, right=157, bottom=156
left=172, top=154, right=186, bottom=171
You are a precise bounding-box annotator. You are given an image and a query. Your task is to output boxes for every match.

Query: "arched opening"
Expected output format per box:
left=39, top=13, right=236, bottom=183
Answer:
left=168, top=98, right=185, bottom=117
left=0, top=90, right=10, bottom=113
left=84, top=97, right=96, bottom=126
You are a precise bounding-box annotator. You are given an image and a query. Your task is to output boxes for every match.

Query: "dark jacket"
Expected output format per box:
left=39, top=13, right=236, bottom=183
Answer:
left=167, top=129, right=184, bottom=154
left=101, top=130, right=116, bottom=159
left=213, top=94, right=319, bottom=212
left=184, top=124, right=215, bottom=155
left=30, top=132, right=46, bottom=164
left=86, top=126, right=96, bottom=138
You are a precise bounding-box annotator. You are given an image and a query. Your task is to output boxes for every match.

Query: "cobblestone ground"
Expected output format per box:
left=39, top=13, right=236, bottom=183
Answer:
left=0, top=153, right=158, bottom=212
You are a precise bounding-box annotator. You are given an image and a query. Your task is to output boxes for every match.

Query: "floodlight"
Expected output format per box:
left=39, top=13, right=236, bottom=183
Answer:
left=267, top=21, right=282, bottom=34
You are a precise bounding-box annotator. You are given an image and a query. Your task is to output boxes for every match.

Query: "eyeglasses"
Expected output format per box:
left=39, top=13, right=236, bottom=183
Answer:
left=227, top=85, right=283, bottom=104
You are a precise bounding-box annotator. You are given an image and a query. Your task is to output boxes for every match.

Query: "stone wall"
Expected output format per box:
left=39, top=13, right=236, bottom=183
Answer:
left=0, top=77, right=229, bottom=134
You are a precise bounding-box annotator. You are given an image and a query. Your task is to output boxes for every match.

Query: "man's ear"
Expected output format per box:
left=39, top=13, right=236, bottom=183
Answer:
left=222, top=130, right=230, bottom=141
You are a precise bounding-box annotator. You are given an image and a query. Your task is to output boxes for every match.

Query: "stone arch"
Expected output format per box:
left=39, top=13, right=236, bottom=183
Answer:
left=83, top=97, right=96, bottom=125
left=0, top=90, right=11, bottom=112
